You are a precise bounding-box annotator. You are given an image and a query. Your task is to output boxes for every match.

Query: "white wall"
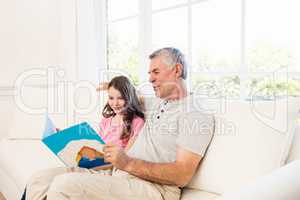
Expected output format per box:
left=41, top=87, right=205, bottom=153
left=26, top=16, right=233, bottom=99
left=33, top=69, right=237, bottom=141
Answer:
left=0, top=96, right=14, bottom=140
left=0, top=0, right=17, bottom=87
left=0, top=0, right=79, bottom=138
left=0, top=0, right=78, bottom=87
left=0, top=0, right=107, bottom=136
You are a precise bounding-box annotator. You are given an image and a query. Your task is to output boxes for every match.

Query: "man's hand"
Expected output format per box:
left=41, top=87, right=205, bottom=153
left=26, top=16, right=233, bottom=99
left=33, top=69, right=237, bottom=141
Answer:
left=103, top=143, right=131, bottom=170
left=96, top=82, right=109, bottom=91
left=92, top=164, right=113, bottom=171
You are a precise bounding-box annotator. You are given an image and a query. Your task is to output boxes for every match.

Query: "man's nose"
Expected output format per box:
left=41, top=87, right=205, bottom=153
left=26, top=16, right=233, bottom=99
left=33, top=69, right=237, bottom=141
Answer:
left=149, top=74, right=155, bottom=83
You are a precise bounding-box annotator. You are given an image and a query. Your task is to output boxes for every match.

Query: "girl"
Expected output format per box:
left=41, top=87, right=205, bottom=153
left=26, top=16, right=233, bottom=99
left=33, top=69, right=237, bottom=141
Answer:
left=21, top=77, right=145, bottom=200
left=99, top=75, right=145, bottom=150
left=77, top=76, right=145, bottom=169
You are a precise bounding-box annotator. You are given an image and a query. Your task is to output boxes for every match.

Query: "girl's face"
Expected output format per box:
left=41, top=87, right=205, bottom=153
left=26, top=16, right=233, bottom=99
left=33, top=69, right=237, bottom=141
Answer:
left=108, top=86, right=126, bottom=115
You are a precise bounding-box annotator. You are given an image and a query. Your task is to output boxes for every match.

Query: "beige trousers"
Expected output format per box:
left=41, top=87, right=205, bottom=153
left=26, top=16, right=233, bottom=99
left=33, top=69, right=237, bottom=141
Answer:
left=25, top=167, right=180, bottom=200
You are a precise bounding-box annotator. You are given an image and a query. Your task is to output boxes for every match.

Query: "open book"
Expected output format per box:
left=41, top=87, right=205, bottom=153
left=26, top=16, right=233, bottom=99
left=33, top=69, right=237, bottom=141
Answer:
left=42, top=115, right=110, bottom=169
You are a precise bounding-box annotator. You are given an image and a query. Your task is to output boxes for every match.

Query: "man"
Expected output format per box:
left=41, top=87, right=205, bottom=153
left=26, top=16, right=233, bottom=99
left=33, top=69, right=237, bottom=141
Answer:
left=25, top=47, right=214, bottom=200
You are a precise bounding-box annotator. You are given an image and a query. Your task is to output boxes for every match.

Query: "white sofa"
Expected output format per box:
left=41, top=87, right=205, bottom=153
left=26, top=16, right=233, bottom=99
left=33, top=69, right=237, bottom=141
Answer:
left=0, top=86, right=300, bottom=200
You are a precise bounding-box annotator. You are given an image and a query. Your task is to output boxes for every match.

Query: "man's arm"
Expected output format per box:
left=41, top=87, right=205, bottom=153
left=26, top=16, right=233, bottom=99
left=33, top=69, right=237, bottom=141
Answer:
left=103, top=144, right=202, bottom=187
left=125, top=147, right=202, bottom=187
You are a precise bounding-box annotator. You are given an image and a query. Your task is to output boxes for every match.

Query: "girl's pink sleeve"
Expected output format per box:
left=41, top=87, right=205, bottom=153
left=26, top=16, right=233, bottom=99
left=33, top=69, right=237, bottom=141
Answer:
left=131, top=117, right=145, bottom=137
left=98, top=117, right=108, bottom=138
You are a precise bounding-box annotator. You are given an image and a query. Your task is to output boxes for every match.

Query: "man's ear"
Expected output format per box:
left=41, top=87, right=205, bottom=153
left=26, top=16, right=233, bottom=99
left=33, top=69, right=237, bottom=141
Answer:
left=174, top=63, right=183, bottom=78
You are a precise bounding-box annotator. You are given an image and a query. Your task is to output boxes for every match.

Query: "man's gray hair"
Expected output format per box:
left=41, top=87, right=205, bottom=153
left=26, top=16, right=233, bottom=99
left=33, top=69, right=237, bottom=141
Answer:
left=149, top=47, right=188, bottom=80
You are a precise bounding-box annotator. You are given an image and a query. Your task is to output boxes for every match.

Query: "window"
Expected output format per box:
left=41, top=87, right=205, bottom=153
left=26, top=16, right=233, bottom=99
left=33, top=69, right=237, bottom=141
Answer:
left=107, top=0, right=140, bottom=85
left=191, top=0, right=241, bottom=98
left=245, top=0, right=300, bottom=99
left=106, top=0, right=300, bottom=98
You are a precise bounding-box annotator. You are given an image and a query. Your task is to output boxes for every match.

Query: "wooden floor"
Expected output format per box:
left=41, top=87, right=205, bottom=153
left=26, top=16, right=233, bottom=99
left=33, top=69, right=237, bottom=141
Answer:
left=0, top=193, right=6, bottom=200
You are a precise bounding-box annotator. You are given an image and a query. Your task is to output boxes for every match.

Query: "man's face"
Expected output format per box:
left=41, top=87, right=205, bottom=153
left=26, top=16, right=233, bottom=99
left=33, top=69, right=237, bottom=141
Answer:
left=148, top=56, right=178, bottom=98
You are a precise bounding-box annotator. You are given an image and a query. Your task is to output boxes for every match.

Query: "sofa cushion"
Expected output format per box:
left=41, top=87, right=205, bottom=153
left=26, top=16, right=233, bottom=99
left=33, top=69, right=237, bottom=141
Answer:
left=215, top=160, right=300, bottom=200
left=181, top=189, right=220, bottom=200
left=8, top=106, right=48, bottom=139
left=187, top=98, right=300, bottom=194
left=286, top=123, right=300, bottom=163
left=8, top=86, right=64, bottom=139
left=0, top=166, right=21, bottom=200
left=0, top=139, right=64, bottom=190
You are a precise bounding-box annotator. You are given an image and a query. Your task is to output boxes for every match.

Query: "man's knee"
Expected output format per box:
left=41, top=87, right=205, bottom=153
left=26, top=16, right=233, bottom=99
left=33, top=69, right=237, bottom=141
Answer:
left=27, top=168, right=65, bottom=187
left=48, top=173, right=83, bottom=194
left=27, top=169, right=52, bottom=186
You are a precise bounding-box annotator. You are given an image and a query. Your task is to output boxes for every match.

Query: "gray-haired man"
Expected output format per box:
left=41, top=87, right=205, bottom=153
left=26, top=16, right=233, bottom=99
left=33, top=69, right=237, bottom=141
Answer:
left=25, top=47, right=214, bottom=200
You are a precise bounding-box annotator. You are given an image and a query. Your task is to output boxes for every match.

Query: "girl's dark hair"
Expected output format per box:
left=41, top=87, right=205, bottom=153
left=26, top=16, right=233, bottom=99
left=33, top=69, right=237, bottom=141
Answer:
left=102, top=76, right=144, bottom=141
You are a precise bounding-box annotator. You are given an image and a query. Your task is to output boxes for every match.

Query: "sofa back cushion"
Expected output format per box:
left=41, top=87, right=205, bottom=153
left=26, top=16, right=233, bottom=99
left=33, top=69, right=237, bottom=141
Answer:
left=187, top=98, right=300, bottom=194
left=8, top=86, right=66, bottom=139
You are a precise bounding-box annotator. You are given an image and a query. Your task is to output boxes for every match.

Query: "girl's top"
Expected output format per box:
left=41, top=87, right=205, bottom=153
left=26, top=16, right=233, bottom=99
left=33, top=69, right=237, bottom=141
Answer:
left=98, top=116, right=144, bottom=148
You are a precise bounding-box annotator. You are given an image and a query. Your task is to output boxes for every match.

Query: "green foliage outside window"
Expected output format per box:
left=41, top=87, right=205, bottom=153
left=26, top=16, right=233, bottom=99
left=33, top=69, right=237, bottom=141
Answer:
left=193, top=41, right=300, bottom=99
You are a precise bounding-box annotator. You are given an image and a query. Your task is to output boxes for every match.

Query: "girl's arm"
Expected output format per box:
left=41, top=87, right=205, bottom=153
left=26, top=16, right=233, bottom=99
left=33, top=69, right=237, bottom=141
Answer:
left=124, top=118, right=145, bottom=151
left=124, top=135, right=138, bottom=152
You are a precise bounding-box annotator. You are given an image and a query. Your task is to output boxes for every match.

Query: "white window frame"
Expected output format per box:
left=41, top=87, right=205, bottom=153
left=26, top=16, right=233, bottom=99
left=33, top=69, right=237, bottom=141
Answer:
left=76, top=0, right=107, bottom=84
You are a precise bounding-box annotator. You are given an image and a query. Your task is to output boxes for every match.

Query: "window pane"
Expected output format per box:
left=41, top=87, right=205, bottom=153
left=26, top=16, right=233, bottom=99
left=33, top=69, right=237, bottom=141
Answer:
left=246, top=75, right=300, bottom=99
left=152, top=0, right=187, bottom=11
left=108, top=18, right=140, bottom=85
left=290, top=77, right=300, bottom=96
left=108, top=0, right=139, bottom=21
left=192, top=0, right=241, bottom=72
left=246, top=0, right=300, bottom=72
left=192, top=75, right=240, bottom=98
left=152, top=7, right=188, bottom=53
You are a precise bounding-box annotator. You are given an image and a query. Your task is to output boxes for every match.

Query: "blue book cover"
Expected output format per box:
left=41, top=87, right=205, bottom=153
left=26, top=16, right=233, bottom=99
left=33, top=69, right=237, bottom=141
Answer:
left=42, top=120, right=110, bottom=168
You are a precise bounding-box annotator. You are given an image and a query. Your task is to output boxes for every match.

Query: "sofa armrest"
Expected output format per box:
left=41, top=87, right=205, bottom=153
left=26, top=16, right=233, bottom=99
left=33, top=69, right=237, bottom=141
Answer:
left=216, top=160, right=300, bottom=200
